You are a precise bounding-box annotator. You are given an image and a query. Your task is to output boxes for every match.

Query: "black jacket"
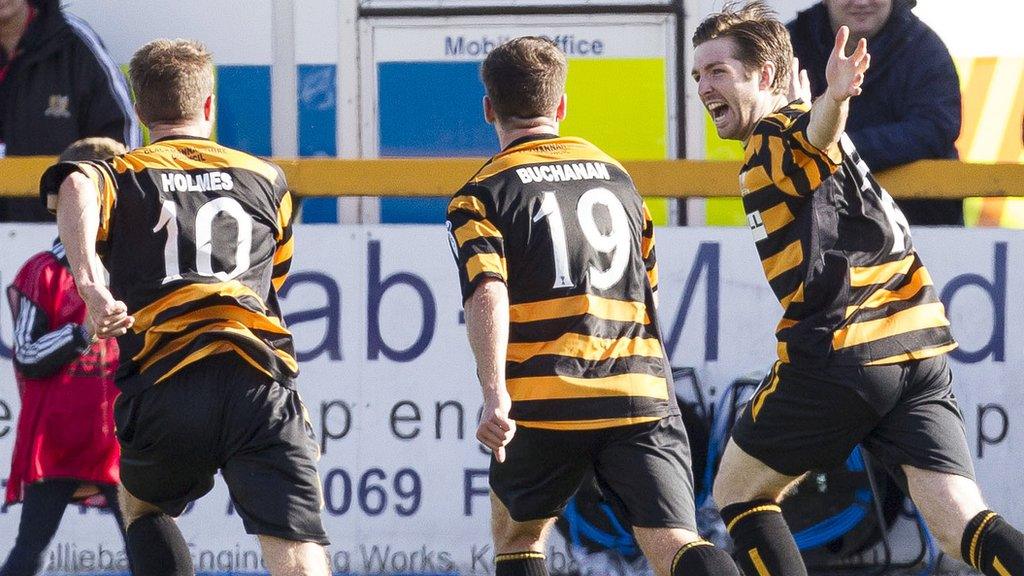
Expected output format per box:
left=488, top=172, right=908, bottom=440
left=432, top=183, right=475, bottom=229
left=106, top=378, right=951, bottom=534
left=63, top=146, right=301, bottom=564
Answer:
left=788, top=0, right=964, bottom=225
left=0, top=0, right=139, bottom=221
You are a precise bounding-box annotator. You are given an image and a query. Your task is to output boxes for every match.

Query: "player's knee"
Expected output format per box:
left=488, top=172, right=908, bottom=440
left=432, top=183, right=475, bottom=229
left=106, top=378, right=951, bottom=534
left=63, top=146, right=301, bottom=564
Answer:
left=120, top=488, right=164, bottom=528
left=489, top=494, right=549, bottom=553
left=711, top=472, right=739, bottom=507
left=633, top=526, right=703, bottom=576
left=713, top=447, right=794, bottom=506
left=493, top=524, right=546, bottom=553
left=259, top=536, right=329, bottom=576
left=491, top=515, right=548, bottom=553
left=712, top=466, right=765, bottom=507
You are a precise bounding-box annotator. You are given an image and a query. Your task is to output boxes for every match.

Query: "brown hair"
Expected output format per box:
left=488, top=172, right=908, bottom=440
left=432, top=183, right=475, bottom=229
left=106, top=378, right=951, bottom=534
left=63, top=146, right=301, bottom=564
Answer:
left=481, top=36, right=567, bottom=120
left=129, top=39, right=214, bottom=125
left=692, top=1, right=792, bottom=94
left=58, top=137, right=126, bottom=162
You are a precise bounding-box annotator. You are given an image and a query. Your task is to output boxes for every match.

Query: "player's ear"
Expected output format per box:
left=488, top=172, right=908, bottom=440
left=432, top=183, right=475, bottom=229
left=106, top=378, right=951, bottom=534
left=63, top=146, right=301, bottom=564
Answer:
left=554, top=94, right=567, bottom=122
left=759, top=61, right=776, bottom=92
left=203, top=94, right=215, bottom=122
left=483, top=96, right=497, bottom=125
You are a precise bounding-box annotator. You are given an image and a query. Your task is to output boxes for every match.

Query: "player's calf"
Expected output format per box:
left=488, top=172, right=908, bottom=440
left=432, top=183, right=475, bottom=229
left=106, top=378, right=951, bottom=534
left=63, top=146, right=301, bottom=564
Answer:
left=712, top=440, right=808, bottom=576
left=634, top=526, right=740, bottom=576
left=905, top=466, right=1024, bottom=575
left=119, top=486, right=193, bottom=576
left=490, top=493, right=554, bottom=576
left=495, top=552, right=548, bottom=576
left=719, top=500, right=806, bottom=576
left=125, top=513, right=193, bottom=576
left=670, top=541, right=740, bottom=576
left=962, top=511, right=1024, bottom=576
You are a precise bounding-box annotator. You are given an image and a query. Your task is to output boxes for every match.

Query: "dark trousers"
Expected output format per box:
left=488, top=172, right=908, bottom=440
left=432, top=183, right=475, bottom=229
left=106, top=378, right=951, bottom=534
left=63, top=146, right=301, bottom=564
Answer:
left=0, top=480, right=126, bottom=576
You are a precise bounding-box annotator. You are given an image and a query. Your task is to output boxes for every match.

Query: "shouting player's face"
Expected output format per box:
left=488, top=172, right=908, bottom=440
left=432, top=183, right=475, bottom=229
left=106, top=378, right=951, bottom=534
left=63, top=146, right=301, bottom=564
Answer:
left=692, top=36, right=765, bottom=142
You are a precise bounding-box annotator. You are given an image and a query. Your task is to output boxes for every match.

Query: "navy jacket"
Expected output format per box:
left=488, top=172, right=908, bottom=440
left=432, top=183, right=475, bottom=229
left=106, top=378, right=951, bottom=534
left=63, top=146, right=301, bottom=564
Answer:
left=788, top=0, right=963, bottom=225
left=0, top=0, right=138, bottom=222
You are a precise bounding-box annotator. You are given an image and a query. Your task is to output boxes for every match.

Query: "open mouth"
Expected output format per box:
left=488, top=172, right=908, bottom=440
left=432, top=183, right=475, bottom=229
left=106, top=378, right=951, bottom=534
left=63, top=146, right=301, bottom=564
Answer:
left=707, top=102, right=729, bottom=122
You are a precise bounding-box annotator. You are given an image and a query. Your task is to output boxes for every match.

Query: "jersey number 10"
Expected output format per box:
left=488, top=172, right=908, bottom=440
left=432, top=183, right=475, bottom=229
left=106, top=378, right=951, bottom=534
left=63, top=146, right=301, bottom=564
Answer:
left=154, top=197, right=254, bottom=284
left=535, top=187, right=631, bottom=290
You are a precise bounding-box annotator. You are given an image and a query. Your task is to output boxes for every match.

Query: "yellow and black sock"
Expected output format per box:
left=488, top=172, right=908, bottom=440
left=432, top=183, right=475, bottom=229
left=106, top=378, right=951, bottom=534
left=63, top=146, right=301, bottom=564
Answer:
left=962, top=510, right=1024, bottom=575
left=495, top=552, right=547, bottom=576
left=671, top=540, right=742, bottom=576
left=720, top=499, right=807, bottom=576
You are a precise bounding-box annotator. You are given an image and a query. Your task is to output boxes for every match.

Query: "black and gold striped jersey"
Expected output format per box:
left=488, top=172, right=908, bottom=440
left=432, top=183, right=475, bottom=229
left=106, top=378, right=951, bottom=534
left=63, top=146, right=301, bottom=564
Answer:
left=40, top=136, right=297, bottom=394
left=447, top=134, right=674, bottom=431
left=741, top=102, right=956, bottom=366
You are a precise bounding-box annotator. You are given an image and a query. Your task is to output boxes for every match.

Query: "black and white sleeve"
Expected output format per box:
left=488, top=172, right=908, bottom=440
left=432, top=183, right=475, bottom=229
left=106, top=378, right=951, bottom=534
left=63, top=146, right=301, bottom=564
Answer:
left=12, top=295, right=92, bottom=379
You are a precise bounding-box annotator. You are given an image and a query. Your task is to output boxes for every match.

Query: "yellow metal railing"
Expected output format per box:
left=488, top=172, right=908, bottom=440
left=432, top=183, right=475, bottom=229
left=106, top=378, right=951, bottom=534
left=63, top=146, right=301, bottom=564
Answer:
left=2, top=157, right=1023, bottom=199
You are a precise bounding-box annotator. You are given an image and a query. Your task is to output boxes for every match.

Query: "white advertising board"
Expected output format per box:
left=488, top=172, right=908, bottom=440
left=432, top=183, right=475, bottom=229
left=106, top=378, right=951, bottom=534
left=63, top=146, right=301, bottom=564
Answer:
left=0, top=224, right=1020, bottom=574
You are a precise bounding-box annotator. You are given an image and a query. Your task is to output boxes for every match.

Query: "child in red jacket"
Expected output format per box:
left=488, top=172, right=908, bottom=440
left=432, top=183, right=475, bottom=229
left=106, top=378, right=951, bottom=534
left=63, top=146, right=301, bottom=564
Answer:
left=2, top=138, right=127, bottom=576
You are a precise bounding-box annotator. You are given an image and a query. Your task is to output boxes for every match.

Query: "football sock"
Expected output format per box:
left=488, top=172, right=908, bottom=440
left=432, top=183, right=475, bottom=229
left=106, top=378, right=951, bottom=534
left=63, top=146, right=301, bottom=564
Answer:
left=125, top=513, right=194, bottom=576
left=962, top=510, right=1024, bottom=575
left=671, top=540, right=742, bottom=576
left=495, top=552, right=547, bottom=576
left=721, top=499, right=807, bottom=576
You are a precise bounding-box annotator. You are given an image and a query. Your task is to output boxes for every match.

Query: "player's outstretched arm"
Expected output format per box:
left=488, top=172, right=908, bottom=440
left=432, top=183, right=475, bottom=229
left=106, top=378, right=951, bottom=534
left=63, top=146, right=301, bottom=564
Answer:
left=807, top=25, right=870, bottom=151
left=464, top=278, right=515, bottom=462
left=56, top=170, right=133, bottom=339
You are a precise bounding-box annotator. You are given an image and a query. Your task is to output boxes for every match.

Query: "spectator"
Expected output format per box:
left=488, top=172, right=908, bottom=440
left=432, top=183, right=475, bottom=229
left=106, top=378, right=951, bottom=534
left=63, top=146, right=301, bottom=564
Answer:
left=1, top=137, right=129, bottom=576
left=0, top=0, right=138, bottom=222
left=788, top=0, right=964, bottom=225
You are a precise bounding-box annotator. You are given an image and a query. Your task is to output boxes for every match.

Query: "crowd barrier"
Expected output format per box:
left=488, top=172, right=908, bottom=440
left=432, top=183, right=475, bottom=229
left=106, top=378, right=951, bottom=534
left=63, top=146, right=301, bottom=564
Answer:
left=2, top=157, right=1024, bottom=199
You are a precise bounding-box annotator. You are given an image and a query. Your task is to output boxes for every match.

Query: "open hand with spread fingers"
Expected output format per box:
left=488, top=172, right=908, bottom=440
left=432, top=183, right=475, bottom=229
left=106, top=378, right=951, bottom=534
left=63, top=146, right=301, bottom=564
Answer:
left=825, top=25, right=870, bottom=102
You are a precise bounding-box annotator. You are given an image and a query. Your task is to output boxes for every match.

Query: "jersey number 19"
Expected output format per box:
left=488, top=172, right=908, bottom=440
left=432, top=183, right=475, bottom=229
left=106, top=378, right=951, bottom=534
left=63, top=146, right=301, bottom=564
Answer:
left=535, top=187, right=631, bottom=290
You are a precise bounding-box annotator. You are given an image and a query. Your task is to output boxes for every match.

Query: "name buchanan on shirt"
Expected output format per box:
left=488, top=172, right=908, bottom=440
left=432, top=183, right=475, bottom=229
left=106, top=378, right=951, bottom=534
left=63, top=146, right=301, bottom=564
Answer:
left=515, top=162, right=611, bottom=184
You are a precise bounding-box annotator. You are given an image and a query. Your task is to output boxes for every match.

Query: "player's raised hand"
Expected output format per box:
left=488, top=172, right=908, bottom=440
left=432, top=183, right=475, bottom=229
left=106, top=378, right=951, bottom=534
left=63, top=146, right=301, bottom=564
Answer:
left=788, top=57, right=811, bottom=104
left=78, top=283, right=134, bottom=339
left=824, top=26, right=870, bottom=102
left=477, top=390, right=516, bottom=463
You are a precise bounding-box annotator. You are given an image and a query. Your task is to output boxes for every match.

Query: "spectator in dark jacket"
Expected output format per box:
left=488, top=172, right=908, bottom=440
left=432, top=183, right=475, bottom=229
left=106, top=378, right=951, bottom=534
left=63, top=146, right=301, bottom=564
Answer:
left=0, top=0, right=138, bottom=222
left=788, top=0, right=963, bottom=225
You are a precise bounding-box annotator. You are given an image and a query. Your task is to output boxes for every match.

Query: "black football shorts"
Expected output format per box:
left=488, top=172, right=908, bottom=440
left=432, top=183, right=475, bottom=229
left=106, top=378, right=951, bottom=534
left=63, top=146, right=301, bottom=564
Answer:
left=490, top=415, right=696, bottom=530
left=115, top=353, right=329, bottom=545
left=731, top=354, right=974, bottom=491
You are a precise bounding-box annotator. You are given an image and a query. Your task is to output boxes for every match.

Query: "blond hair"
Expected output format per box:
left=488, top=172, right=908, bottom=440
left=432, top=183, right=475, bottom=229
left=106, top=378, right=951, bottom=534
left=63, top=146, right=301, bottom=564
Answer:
left=129, top=39, right=214, bottom=125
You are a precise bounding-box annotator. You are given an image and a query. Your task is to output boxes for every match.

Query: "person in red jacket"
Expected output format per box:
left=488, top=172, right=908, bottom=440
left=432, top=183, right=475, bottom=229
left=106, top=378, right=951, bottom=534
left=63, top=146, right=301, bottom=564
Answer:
left=1, top=137, right=127, bottom=576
